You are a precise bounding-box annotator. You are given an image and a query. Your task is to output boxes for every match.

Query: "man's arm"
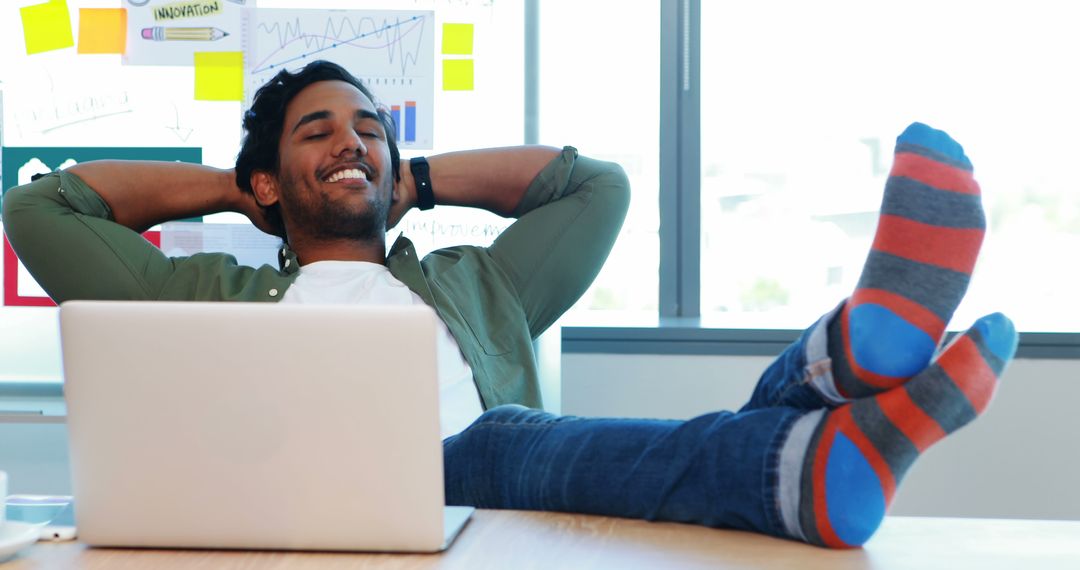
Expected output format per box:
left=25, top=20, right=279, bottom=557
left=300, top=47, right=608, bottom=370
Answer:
left=393, top=146, right=630, bottom=338
left=2, top=161, right=265, bottom=303
left=388, top=146, right=562, bottom=227
left=65, top=160, right=268, bottom=234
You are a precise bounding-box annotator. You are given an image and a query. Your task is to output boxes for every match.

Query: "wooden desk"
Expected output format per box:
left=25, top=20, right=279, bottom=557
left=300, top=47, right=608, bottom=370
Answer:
left=5, top=511, right=1080, bottom=569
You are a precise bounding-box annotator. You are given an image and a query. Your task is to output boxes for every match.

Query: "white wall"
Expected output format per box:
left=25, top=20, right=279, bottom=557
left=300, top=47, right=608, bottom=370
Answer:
left=563, top=354, right=1080, bottom=521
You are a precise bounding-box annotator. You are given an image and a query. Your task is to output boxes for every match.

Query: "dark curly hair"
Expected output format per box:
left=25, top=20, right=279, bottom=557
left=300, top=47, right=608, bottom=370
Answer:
left=234, top=60, right=401, bottom=238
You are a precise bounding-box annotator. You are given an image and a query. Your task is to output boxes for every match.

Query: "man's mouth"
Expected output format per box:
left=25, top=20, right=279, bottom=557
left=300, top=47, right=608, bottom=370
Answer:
left=321, top=163, right=374, bottom=184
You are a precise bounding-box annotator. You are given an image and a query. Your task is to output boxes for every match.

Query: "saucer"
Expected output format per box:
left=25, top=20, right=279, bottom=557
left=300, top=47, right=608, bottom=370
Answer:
left=0, top=521, right=39, bottom=563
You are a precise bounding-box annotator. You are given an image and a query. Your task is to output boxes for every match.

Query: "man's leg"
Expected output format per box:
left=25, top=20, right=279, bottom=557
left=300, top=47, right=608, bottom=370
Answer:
left=779, top=313, right=1017, bottom=547
left=444, top=312, right=1016, bottom=548
left=744, top=122, right=985, bottom=411
left=444, top=404, right=803, bottom=538
left=830, top=122, right=984, bottom=398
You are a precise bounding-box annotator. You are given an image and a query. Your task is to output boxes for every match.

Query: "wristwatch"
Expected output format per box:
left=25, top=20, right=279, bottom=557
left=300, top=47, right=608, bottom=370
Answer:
left=409, top=157, right=436, bottom=211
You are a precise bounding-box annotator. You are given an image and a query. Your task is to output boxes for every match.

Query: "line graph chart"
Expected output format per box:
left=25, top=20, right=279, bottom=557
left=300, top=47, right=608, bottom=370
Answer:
left=246, top=9, right=434, bottom=149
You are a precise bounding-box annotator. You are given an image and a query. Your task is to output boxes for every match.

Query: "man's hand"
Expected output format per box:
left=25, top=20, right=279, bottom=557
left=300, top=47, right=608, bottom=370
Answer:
left=232, top=180, right=285, bottom=238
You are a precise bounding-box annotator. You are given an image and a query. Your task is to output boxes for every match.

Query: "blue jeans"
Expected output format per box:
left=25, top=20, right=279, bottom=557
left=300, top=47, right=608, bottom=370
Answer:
left=442, top=307, right=845, bottom=540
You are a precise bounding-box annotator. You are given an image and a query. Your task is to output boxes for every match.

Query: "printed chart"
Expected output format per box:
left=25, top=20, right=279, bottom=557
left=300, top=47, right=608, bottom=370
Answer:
left=246, top=9, right=435, bottom=149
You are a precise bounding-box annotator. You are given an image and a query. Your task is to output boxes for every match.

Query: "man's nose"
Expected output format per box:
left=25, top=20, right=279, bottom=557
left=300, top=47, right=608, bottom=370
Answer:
left=334, top=129, right=367, bottom=157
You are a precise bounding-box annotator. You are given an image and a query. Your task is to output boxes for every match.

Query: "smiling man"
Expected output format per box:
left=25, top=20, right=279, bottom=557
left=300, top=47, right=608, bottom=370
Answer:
left=4, top=61, right=1017, bottom=549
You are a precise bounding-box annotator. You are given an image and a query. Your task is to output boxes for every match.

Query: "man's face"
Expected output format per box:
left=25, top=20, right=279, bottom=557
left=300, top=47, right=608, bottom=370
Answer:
left=274, top=80, right=394, bottom=242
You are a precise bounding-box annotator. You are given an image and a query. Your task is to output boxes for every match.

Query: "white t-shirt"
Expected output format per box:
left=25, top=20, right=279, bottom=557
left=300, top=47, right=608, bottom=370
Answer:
left=278, top=260, right=483, bottom=439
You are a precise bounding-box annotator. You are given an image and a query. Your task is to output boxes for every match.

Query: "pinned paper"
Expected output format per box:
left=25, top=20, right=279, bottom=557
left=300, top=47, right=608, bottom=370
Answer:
left=78, top=8, right=127, bottom=54
left=442, top=59, right=474, bottom=91
left=441, top=23, right=474, bottom=55
left=20, top=0, right=75, bottom=55
left=194, top=51, right=243, bottom=101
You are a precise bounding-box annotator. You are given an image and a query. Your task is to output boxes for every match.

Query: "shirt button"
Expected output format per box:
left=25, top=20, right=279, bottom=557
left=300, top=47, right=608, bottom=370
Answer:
left=269, top=288, right=279, bottom=297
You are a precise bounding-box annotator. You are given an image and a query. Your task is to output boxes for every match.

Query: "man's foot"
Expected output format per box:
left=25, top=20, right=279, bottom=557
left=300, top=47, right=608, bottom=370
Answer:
left=797, top=313, right=1016, bottom=548
left=828, top=122, right=985, bottom=399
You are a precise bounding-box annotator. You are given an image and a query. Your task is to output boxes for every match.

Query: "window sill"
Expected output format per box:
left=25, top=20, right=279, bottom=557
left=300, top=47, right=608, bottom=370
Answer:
left=562, top=323, right=1080, bottom=359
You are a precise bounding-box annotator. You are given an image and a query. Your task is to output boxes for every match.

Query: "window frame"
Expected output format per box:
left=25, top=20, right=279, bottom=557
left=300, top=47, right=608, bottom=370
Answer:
left=561, top=0, right=1080, bottom=360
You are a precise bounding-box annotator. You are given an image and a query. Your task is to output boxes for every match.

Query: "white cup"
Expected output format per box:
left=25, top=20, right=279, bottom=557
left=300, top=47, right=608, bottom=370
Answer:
left=0, top=471, right=7, bottom=524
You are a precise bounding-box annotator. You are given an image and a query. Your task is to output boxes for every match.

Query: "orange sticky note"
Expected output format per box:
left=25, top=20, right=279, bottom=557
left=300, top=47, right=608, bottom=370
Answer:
left=20, top=0, right=75, bottom=55
left=442, top=59, right=474, bottom=91
left=194, top=51, right=244, bottom=101
left=78, top=8, right=127, bottom=54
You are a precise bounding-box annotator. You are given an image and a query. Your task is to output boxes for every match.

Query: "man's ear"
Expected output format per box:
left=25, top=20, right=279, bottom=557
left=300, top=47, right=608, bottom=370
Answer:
left=250, top=171, right=280, bottom=208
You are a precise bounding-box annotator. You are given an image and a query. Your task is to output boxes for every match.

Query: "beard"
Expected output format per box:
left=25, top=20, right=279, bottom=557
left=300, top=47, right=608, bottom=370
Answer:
left=278, top=173, right=392, bottom=242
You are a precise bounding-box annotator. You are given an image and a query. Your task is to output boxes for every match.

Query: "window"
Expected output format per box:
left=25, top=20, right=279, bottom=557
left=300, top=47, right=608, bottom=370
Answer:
left=539, top=0, right=660, bottom=321
left=700, top=0, right=1080, bottom=332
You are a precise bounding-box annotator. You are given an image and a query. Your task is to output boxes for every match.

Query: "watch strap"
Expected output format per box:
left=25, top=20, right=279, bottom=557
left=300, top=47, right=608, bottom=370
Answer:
left=409, top=157, right=435, bottom=211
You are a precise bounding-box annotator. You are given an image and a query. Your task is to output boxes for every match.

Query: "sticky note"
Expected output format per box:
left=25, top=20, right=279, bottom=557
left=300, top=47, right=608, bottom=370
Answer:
left=78, top=8, right=127, bottom=54
left=20, top=0, right=75, bottom=55
left=442, top=59, right=474, bottom=91
left=441, top=23, right=474, bottom=55
left=194, top=51, right=244, bottom=101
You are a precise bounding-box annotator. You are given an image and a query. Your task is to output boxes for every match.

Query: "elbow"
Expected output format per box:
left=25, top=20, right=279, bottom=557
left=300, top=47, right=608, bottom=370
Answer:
left=593, top=160, right=632, bottom=225
left=3, top=183, right=31, bottom=241
left=3, top=175, right=59, bottom=248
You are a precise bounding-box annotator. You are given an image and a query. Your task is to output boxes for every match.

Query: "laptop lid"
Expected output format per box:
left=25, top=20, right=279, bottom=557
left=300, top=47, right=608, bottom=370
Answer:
left=60, top=301, right=451, bottom=552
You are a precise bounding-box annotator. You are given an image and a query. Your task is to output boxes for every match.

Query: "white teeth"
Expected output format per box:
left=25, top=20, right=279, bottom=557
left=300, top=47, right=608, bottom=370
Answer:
left=324, top=168, right=366, bottom=183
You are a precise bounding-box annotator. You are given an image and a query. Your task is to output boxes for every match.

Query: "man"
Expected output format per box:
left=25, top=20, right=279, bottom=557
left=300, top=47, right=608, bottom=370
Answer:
left=4, top=61, right=1016, bottom=549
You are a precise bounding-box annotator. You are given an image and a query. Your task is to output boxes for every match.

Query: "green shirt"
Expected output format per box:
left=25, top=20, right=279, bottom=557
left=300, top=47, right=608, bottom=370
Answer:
left=2, top=148, right=630, bottom=410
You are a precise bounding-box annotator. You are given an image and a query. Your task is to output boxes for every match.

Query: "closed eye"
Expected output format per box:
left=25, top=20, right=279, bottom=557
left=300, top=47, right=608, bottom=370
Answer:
left=305, top=133, right=328, bottom=140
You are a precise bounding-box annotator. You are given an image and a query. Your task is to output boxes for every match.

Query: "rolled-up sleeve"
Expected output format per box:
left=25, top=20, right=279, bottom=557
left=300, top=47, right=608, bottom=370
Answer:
left=3, top=171, right=177, bottom=302
left=488, top=146, right=631, bottom=337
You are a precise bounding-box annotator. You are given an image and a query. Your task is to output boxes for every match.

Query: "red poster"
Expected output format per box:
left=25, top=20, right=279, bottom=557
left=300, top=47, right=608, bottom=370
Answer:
left=3, top=231, right=160, bottom=307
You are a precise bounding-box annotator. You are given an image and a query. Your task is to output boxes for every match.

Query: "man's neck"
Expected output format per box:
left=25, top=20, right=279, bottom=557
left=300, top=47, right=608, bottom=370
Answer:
left=289, top=236, right=387, bottom=266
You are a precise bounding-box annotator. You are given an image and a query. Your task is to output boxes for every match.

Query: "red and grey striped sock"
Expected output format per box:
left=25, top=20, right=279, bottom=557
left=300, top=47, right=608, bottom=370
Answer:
left=798, top=312, right=1016, bottom=548
left=828, top=122, right=986, bottom=399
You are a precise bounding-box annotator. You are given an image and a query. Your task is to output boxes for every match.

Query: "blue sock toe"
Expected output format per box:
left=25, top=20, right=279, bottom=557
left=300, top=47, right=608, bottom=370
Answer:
left=973, top=312, right=1018, bottom=363
left=897, top=122, right=971, bottom=169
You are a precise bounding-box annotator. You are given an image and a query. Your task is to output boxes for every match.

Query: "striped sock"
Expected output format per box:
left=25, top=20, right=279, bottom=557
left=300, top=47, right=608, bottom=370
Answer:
left=828, top=122, right=986, bottom=399
left=798, top=313, right=1017, bottom=548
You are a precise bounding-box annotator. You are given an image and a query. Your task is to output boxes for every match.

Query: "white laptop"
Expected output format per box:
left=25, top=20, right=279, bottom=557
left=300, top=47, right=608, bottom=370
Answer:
left=59, top=301, right=473, bottom=552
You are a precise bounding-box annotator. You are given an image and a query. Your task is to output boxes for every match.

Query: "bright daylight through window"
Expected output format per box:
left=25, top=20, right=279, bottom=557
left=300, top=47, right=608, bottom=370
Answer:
left=700, top=0, right=1080, bottom=332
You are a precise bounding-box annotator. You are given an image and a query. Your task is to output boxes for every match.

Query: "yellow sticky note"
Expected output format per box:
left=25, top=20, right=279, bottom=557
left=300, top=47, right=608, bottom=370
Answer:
left=20, top=0, right=74, bottom=55
left=441, top=23, right=474, bottom=55
left=442, top=59, right=474, bottom=91
left=78, top=8, right=127, bottom=54
left=194, top=51, right=244, bottom=101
